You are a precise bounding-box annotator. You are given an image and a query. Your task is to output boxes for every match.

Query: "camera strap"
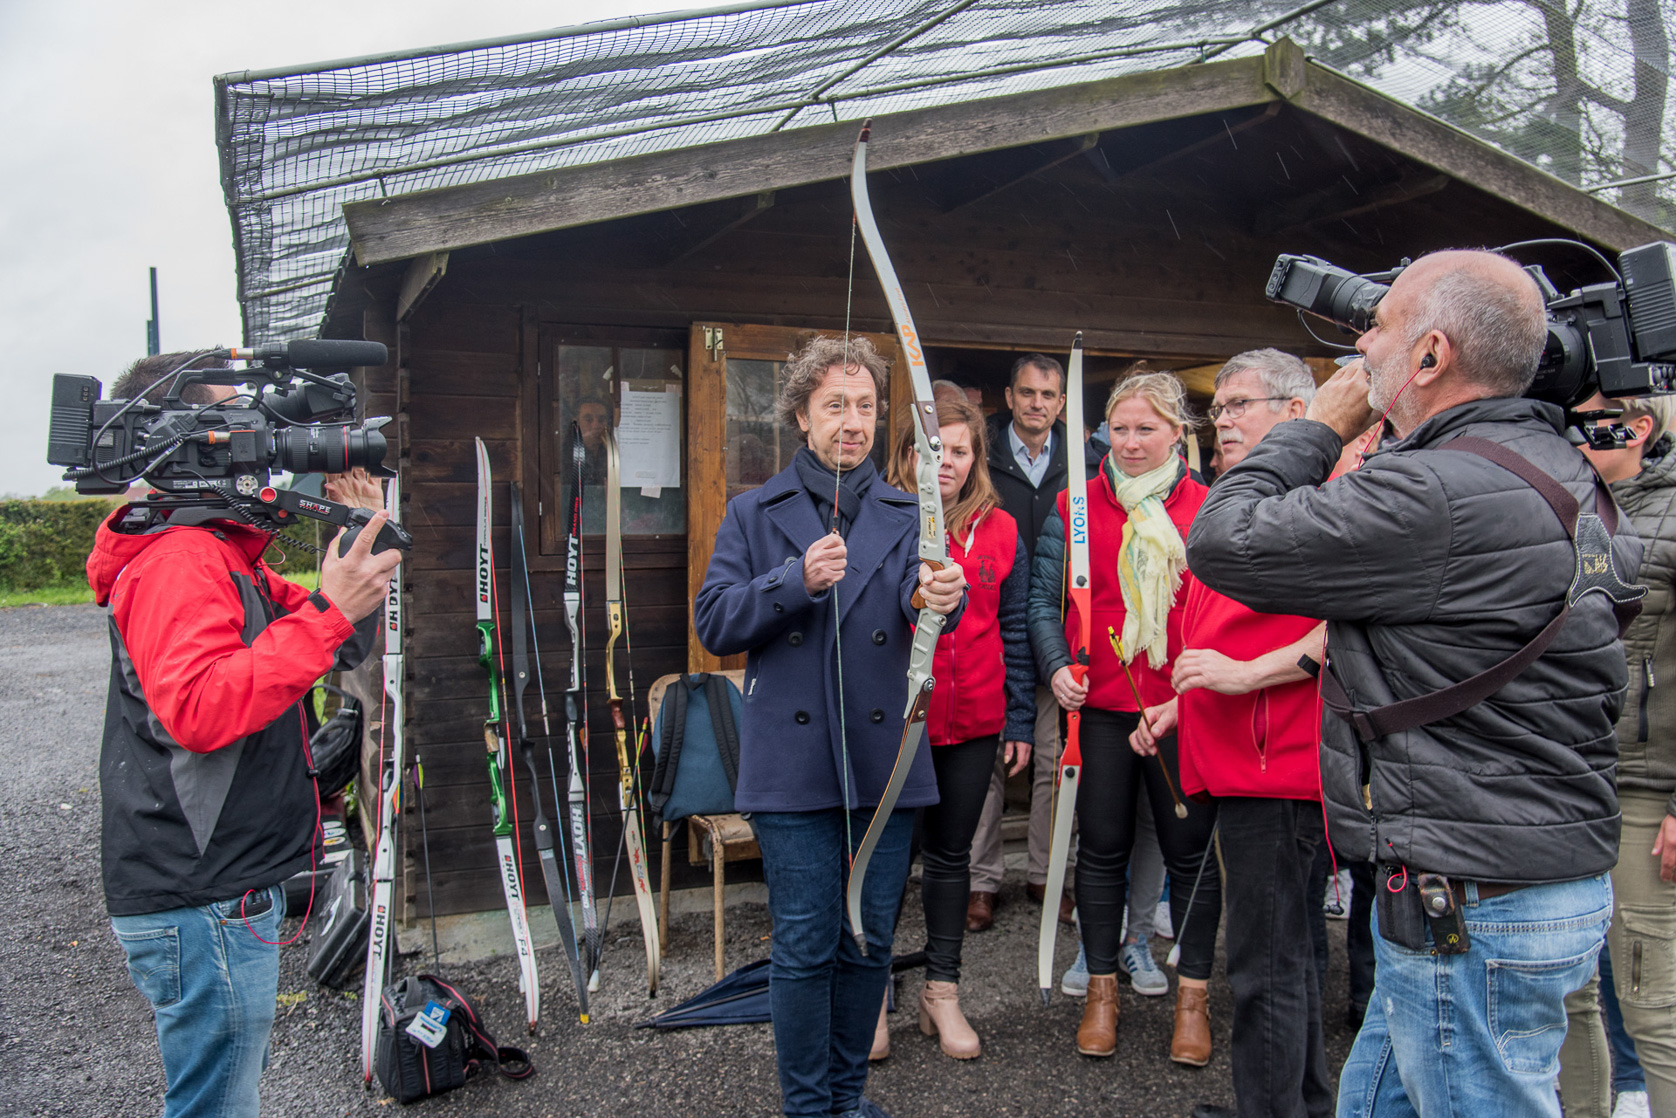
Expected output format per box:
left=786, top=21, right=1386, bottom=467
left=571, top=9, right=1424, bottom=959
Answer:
left=1320, top=435, right=1643, bottom=741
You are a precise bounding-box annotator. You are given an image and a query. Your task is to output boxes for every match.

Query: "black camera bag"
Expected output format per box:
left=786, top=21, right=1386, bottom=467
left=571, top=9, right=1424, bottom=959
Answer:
left=374, top=974, right=533, bottom=1104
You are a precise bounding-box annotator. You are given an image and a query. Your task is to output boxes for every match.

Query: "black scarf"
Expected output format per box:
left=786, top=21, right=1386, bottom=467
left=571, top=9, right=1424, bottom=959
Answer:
left=794, top=446, right=875, bottom=538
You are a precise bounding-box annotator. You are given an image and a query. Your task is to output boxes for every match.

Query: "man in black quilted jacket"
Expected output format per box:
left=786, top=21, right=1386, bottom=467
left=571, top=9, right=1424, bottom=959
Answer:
left=1188, top=250, right=1640, bottom=1118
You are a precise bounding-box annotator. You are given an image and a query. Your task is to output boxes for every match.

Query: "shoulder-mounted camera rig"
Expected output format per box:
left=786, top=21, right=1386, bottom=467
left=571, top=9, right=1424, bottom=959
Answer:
left=1265, top=240, right=1676, bottom=450
left=47, top=339, right=411, bottom=554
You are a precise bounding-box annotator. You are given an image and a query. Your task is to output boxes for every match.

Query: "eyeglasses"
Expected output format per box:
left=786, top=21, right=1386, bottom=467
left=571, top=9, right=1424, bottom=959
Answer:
left=1208, top=396, right=1290, bottom=421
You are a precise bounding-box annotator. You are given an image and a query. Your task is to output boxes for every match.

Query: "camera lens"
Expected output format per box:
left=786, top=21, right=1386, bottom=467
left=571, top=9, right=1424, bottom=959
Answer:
left=1268, top=255, right=1388, bottom=334
left=1327, top=275, right=1386, bottom=334
left=271, top=422, right=387, bottom=475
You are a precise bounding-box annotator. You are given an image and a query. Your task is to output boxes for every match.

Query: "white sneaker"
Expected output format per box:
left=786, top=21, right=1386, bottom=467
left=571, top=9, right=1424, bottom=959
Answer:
left=1613, top=1090, right=1650, bottom=1118
left=1061, top=944, right=1089, bottom=996
left=1154, top=899, right=1174, bottom=939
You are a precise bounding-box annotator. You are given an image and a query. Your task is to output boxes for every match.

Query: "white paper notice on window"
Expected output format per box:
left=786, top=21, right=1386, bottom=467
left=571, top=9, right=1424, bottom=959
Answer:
left=618, top=381, right=681, bottom=496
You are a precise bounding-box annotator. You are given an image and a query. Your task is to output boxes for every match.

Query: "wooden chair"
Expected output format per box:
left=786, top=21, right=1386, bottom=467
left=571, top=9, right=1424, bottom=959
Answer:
left=645, top=670, right=759, bottom=981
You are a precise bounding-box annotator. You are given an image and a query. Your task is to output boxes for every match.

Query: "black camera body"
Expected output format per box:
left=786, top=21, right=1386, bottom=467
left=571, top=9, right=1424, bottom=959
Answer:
left=1266, top=242, right=1676, bottom=408
left=46, top=339, right=411, bottom=553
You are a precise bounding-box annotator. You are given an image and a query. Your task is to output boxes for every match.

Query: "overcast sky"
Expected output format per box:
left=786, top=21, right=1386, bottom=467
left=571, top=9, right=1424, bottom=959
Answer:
left=1, top=0, right=664, bottom=497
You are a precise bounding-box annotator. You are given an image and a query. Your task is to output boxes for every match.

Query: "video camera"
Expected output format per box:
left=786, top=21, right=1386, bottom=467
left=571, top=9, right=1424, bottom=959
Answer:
left=46, top=339, right=411, bottom=554
left=1265, top=241, right=1676, bottom=446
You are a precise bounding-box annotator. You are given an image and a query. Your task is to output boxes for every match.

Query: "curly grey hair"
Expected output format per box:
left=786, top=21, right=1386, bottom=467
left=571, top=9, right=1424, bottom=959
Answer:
left=775, top=334, right=891, bottom=436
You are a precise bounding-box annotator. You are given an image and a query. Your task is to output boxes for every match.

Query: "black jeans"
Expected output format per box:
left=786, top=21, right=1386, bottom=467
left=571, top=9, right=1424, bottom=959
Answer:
left=1346, top=857, right=1375, bottom=1014
left=1220, top=797, right=1335, bottom=1118
left=920, top=735, right=1001, bottom=982
left=1307, top=842, right=1377, bottom=1019
left=1077, top=708, right=1220, bottom=980
left=1308, top=841, right=1330, bottom=991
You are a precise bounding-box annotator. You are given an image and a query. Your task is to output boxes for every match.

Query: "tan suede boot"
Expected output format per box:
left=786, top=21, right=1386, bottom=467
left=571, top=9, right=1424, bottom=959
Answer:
left=918, top=980, right=981, bottom=1059
left=1076, top=974, right=1119, bottom=1056
left=870, top=994, right=890, bottom=1061
left=1170, top=985, right=1212, bottom=1067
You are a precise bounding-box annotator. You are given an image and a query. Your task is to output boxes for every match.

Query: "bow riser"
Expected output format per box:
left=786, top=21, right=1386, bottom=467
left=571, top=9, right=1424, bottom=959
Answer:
left=473, top=438, right=541, bottom=1032
left=561, top=424, right=600, bottom=979
left=602, top=430, right=662, bottom=996
left=1038, top=335, right=1088, bottom=1001
left=362, top=475, right=404, bottom=1078
left=844, top=119, right=952, bottom=951
left=512, top=481, right=591, bottom=1023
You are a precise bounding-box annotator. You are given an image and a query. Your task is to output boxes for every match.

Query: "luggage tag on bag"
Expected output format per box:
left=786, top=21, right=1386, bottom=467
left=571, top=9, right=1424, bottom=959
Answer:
left=405, top=1000, right=452, bottom=1048
left=1415, top=873, right=1471, bottom=955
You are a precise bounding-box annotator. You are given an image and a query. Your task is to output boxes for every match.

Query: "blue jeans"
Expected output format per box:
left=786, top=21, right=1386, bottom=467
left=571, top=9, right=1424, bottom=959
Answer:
left=1601, top=943, right=1647, bottom=1093
left=110, top=885, right=285, bottom=1118
left=1337, top=873, right=1611, bottom=1118
left=753, top=808, right=914, bottom=1118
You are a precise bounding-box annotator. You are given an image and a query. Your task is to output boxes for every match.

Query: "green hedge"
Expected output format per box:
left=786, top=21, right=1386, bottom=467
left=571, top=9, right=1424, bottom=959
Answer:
left=0, top=499, right=323, bottom=591
left=0, top=500, right=115, bottom=591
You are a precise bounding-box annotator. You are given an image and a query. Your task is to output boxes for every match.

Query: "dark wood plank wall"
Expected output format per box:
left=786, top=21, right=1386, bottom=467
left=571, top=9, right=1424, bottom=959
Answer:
left=389, top=296, right=712, bottom=918
left=345, top=103, right=1596, bottom=919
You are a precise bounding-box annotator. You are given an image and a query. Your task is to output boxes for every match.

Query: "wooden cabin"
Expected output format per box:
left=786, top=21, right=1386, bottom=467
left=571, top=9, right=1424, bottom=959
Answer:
left=319, top=39, right=1670, bottom=923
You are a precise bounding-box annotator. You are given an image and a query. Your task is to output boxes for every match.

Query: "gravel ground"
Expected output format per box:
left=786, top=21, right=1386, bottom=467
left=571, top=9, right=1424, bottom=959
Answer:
left=0, top=603, right=1358, bottom=1117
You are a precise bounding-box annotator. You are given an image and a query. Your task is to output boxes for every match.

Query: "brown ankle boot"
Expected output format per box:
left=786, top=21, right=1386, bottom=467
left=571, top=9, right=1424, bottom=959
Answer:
left=918, top=980, right=980, bottom=1059
left=1170, top=984, right=1212, bottom=1066
left=1076, top=974, right=1119, bottom=1056
left=870, top=995, right=890, bottom=1061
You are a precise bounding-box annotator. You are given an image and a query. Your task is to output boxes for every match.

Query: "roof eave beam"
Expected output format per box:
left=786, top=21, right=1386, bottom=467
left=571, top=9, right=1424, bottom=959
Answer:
left=343, top=38, right=1671, bottom=269
left=344, top=51, right=1281, bottom=266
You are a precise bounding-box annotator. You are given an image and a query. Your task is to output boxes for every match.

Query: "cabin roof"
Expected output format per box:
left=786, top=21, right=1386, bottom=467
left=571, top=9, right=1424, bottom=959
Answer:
left=214, top=0, right=1674, bottom=342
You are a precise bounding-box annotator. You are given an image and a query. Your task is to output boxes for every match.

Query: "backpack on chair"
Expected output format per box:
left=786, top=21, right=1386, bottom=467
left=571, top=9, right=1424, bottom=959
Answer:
left=648, top=673, right=743, bottom=824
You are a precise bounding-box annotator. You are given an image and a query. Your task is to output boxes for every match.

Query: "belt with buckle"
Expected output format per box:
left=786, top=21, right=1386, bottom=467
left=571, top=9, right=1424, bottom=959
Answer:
left=1453, top=879, right=1524, bottom=904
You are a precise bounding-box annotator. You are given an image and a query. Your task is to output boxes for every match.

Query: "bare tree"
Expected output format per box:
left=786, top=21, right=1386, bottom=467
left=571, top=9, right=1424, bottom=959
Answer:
left=1289, top=0, right=1672, bottom=225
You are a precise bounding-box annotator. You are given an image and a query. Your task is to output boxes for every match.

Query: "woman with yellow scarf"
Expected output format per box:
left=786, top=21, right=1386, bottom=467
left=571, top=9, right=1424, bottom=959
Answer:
left=1027, top=371, right=1221, bottom=1065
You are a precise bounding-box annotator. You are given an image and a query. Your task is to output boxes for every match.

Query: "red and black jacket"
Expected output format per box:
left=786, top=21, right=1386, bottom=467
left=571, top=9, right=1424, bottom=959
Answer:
left=89, top=507, right=376, bottom=917
left=927, top=509, right=1035, bottom=747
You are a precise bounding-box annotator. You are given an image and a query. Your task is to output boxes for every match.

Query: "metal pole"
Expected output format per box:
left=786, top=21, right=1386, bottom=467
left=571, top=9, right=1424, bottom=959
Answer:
left=1588, top=169, right=1676, bottom=192
left=146, top=268, right=160, bottom=356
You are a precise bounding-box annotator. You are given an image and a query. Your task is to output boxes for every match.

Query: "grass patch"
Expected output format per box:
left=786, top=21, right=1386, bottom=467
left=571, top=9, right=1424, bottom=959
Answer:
left=0, top=583, right=95, bottom=608
left=0, top=567, right=318, bottom=609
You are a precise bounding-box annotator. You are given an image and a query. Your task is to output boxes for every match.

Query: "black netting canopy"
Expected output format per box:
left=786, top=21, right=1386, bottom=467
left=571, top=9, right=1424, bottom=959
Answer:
left=215, top=0, right=1676, bottom=341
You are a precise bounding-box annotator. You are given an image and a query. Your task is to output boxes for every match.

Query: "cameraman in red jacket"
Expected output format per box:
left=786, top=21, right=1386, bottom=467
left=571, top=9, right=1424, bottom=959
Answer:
left=96, top=353, right=398, bottom=1118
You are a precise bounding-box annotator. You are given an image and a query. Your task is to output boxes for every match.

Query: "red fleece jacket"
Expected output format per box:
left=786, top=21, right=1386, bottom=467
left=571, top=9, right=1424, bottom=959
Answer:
left=1176, top=575, right=1323, bottom=801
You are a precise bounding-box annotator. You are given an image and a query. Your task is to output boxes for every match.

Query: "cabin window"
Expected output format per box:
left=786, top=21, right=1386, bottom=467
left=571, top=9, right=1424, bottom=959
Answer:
left=543, top=328, right=686, bottom=539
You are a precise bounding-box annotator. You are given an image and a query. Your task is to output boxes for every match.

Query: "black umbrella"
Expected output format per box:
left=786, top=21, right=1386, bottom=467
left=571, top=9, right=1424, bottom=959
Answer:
left=636, top=959, right=770, bottom=1029
left=635, top=951, right=927, bottom=1031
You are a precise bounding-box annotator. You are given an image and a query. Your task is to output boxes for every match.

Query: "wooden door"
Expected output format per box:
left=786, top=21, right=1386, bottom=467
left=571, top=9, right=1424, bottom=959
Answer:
left=686, top=322, right=906, bottom=671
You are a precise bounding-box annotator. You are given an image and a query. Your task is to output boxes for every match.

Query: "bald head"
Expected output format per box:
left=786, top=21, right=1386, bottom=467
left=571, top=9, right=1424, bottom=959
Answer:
left=1390, top=250, right=1548, bottom=397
